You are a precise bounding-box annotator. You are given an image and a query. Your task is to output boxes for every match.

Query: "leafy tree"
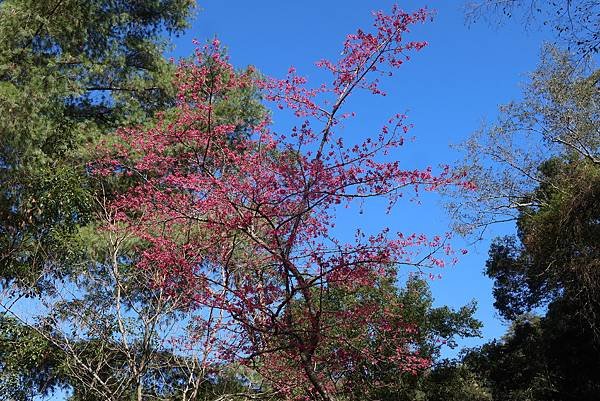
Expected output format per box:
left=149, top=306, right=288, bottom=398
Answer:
left=309, top=275, right=481, bottom=401
left=462, top=307, right=600, bottom=401
left=454, top=46, right=600, bottom=328
left=0, top=0, right=195, bottom=288
left=421, top=360, right=491, bottom=401
left=467, top=159, right=600, bottom=400
left=485, top=157, right=600, bottom=323
left=449, top=46, right=599, bottom=235
left=0, top=316, right=67, bottom=401
left=450, top=45, right=600, bottom=401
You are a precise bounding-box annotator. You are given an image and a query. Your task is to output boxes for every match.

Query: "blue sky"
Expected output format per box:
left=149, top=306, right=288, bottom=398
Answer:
left=168, top=0, right=553, bottom=350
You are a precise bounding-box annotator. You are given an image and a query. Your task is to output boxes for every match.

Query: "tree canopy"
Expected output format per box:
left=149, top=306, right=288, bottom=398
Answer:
left=449, top=43, right=600, bottom=401
left=0, top=0, right=195, bottom=288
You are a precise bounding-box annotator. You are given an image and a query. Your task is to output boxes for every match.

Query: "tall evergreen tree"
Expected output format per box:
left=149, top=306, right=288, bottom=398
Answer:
left=0, top=0, right=195, bottom=288
left=0, top=1, right=197, bottom=399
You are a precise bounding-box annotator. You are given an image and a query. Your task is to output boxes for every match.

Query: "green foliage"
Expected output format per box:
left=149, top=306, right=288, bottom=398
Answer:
left=453, top=48, right=600, bottom=325
left=462, top=308, right=600, bottom=401
left=421, top=361, right=491, bottom=401
left=0, top=0, right=195, bottom=288
left=0, top=317, right=67, bottom=401
left=451, top=44, right=600, bottom=401
left=314, top=275, right=482, bottom=401
left=0, top=164, right=92, bottom=291
left=486, top=157, right=600, bottom=323
left=475, top=158, right=600, bottom=400
left=0, top=1, right=202, bottom=399
left=448, top=46, right=599, bottom=234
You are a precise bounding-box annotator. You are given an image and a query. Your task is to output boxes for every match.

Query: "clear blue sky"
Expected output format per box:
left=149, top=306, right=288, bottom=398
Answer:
left=168, top=0, right=552, bottom=351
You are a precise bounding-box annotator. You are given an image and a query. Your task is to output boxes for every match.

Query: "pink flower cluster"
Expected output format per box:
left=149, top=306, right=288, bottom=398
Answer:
left=93, top=6, right=473, bottom=400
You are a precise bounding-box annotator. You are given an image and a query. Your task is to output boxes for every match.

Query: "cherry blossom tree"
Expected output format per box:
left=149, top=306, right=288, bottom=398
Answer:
left=94, top=6, right=472, bottom=400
